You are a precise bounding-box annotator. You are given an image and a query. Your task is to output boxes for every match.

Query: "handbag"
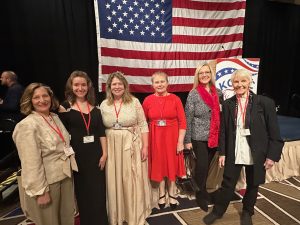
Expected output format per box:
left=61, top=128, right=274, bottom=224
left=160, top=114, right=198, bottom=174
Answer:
left=176, top=149, right=200, bottom=193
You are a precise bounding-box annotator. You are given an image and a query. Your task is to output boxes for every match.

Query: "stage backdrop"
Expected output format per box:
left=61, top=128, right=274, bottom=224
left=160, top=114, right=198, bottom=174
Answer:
left=94, top=0, right=246, bottom=92
left=216, top=58, right=260, bottom=100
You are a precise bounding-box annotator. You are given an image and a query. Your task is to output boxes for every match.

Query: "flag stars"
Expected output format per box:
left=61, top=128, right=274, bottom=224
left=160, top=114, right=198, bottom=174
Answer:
left=129, top=18, right=134, bottom=23
left=161, top=9, right=165, bottom=14
left=117, top=5, right=122, bottom=10
left=151, top=31, right=155, bottom=36
left=118, top=17, right=123, bottom=22
left=128, top=6, right=133, bottom=11
left=108, top=27, right=113, bottom=32
left=161, top=32, right=165, bottom=37
left=134, top=24, right=139, bottom=29
left=140, top=7, right=145, bottom=13
left=105, top=3, right=111, bottom=9
left=118, top=28, right=123, bottom=34
left=155, top=15, right=160, bottom=20
left=134, top=13, right=139, bottom=18
left=145, top=2, right=149, bottom=7
left=160, top=20, right=165, bottom=26
left=112, top=22, right=117, bottom=28
left=122, top=0, right=127, bottom=4
left=133, top=1, right=138, bottom=6
left=123, top=23, right=128, bottom=28
left=140, top=31, right=145, bottom=36
left=161, top=0, right=165, bottom=2
left=155, top=26, right=160, bottom=31
left=111, top=10, right=117, bottom=16
left=155, top=3, right=160, bottom=8
left=111, top=0, right=116, bottom=3
left=140, top=19, right=145, bottom=24
left=145, top=14, right=150, bottom=19
left=150, top=20, right=155, bottom=25
left=150, top=9, right=155, bottom=14
left=129, top=29, right=134, bottom=35
left=107, top=16, right=112, bottom=21
left=123, top=12, right=128, bottom=17
left=145, top=25, right=150, bottom=31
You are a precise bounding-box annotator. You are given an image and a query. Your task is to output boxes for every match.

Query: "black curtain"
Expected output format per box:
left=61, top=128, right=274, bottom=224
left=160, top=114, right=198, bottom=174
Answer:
left=1, top=0, right=300, bottom=115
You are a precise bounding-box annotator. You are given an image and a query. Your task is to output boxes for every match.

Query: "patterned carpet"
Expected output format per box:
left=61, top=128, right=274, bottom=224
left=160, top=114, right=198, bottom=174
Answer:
left=0, top=177, right=299, bottom=225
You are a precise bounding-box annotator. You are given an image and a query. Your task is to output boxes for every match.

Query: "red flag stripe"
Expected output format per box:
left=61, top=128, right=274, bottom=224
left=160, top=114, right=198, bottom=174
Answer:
left=172, top=33, right=243, bottom=44
left=173, top=17, right=245, bottom=28
left=101, top=47, right=243, bottom=60
left=173, top=0, right=246, bottom=11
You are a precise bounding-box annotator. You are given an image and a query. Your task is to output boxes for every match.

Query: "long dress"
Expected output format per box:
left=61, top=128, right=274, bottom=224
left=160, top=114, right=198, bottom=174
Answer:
left=99, top=97, right=152, bottom=225
left=60, top=104, right=108, bottom=225
left=142, top=93, right=186, bottom=182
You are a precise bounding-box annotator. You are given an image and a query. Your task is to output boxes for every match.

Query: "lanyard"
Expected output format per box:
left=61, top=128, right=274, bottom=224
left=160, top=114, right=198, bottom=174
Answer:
left=76, top=102, right=91, bottom=135
left=41, top=114, right=66, bottom=144
left=155, top=94, right=166, bottom=119
left=113, top=100, right=123, bottom=122
left=236, top=92, right=249, bottom=128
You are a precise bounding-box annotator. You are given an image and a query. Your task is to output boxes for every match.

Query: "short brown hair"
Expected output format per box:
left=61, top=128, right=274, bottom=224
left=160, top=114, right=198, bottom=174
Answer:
left=65, top=70, right=95, bottom=105
left=20, top=83, right=59, bottom=115
left=105, top=71, right=133, bottom=105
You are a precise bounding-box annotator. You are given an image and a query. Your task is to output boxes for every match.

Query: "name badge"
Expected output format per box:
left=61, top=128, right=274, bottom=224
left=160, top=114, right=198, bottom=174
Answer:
left=83, top=135, right=94, bottom=143
left=157, top=120, right=166, bottom=127
left=112, top=122, right=122, bottom=129
left=240, top=128, right=251, bottom=136
left=64, top=146, right=75, bottom=157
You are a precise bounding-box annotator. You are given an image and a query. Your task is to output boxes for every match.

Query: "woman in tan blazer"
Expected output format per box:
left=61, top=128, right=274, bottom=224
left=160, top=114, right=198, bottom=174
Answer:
left=13, top=83, right=78, bottom=225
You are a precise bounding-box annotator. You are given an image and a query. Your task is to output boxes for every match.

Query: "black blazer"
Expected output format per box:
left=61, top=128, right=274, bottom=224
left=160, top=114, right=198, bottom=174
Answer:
left=219, top=93, right=284, bottom=185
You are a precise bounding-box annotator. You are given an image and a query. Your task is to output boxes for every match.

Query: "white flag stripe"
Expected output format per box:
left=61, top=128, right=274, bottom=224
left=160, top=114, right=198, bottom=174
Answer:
left=173, top=8, right=245, bottom=20
left=100, top=38, right=242, bottom=53
left=173, top=25, right=244, bottom=36
left=100, top=74, right=195, bottom=85
left=101, top=57, right=217, bottom=69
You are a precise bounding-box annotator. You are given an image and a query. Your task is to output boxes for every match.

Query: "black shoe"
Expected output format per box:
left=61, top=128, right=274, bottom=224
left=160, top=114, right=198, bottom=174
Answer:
left=196, top=193, right=208, bottom=212
left=158, top=195, right=166, bottom=209
left=241, top=211, right=253, bottom=225
left=169, top=195, right=177, bottom=210
left=203, top=211, right=221, bottom=225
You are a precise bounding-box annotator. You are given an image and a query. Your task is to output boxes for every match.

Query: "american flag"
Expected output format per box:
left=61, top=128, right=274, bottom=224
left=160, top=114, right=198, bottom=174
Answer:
left=94, top=0, right=246, bottom=92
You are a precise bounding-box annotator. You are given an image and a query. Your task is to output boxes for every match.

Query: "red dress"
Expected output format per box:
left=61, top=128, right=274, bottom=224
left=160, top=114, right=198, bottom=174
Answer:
left=143, top=93, right=186, bottom=182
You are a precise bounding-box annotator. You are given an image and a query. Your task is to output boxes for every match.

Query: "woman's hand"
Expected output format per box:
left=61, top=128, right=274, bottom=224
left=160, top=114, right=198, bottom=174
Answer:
left=177, top=141, right=184, bottom=154
left=141, top=146, right=148, bottom=161
left=185, top=143, right=193, bottom=150
left=98, top=153, right=107, bottom=170
left=264, top=158, right=275, bottom=170
left=218, top=156, right=225, bottom=168
left=37, top=192, right=51, bottom=208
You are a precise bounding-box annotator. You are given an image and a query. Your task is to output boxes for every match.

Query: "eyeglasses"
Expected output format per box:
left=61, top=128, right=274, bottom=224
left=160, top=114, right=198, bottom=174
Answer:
left=198, top=71, right=211, bottom=76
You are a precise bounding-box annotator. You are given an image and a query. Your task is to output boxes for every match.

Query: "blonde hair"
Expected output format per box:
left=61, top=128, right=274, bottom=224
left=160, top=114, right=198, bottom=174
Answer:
left=151, top=71, right=169, bottom=83
left=64, top=70, right=95, bottom=105
left=105, top=71, right=133, bottom=105
left=20, top=83, right=59, bottom=115
left=192, top=62, right=215, bottom=89
left=231, top=69, right=252, bottom=83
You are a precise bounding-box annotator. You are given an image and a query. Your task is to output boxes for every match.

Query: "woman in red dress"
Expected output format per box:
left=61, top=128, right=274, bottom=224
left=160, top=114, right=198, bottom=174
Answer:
left=143, top=71, right=186, bottom=210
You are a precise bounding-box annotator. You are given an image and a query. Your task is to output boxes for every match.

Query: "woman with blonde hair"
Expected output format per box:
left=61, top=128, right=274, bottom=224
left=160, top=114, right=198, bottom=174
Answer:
left=99, top=71, right=152, bottom=225
left=184, top=62, right=222, bottom=212
left=59, top=70, right=108, bottom=225
left=13, top=83, right=77, bottom=225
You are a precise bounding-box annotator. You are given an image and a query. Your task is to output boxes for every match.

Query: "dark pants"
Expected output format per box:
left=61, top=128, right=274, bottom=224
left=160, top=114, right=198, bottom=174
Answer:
left=192, top=140, right=217, bottom=199
left=213, top=164, right=259, bottom=217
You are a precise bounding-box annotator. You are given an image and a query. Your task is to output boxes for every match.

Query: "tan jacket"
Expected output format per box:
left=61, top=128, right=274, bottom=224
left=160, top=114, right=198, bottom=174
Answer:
left=13, top=112, right=78, bottom=197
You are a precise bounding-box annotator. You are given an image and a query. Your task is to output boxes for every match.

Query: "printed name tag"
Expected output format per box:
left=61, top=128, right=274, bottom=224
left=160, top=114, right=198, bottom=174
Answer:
left=240, top=128, right=251, bottom=136
left=112, top=122, right=122, bottom=129
left=83, top=135, right=94, bottom=143
left=64, top=146, right=75, bottom=157
left=157, top=120, right=166, bottom=127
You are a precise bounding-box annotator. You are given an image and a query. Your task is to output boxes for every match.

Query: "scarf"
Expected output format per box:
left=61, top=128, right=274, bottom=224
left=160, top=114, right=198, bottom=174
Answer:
left=197, top=84, right=220, bottom=148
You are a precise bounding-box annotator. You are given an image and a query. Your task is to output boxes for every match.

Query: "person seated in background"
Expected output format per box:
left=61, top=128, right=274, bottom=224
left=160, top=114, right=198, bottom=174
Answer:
left=184, top=62, right=222, bottom=212
left=99, top=71, right=152, bottom=225
left=203, top=69, right=284, bottom=225
left=13, top=83, right=78, bottom=225
left=0, top=71, right=24, bottom=122
left=142, top=71, right=186, bottom=210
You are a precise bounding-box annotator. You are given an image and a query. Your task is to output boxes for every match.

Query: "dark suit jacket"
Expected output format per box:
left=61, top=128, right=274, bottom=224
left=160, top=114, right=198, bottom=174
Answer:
left=219, top=93, right=284, bottom=185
